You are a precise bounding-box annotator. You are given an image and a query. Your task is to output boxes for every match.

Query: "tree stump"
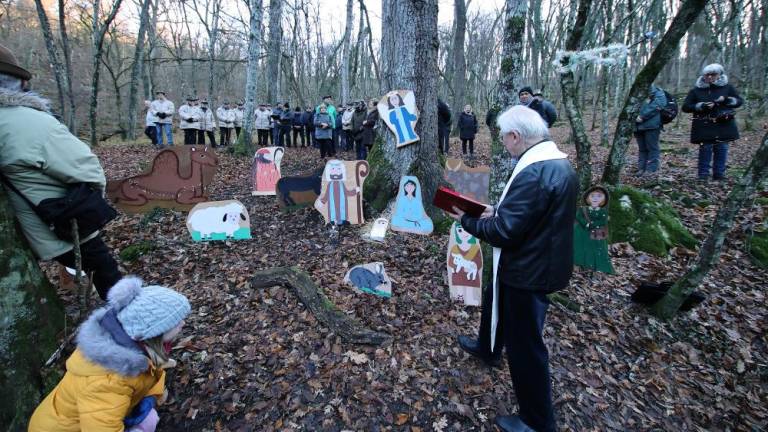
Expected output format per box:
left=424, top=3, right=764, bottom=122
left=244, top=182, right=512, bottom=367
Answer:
left=251, top=267, right=391, bottom=345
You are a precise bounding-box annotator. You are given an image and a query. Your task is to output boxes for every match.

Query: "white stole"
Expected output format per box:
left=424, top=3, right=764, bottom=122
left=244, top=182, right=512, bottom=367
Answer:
left=490, top=141, right=568, bottom=351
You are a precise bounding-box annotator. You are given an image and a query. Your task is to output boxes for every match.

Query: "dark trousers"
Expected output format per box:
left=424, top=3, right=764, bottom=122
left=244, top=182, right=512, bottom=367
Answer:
left=355, top=138, right=367, bottom=160
left=271, top=127, right=279, bottom=146
left=318, top=138, right=334, bottom=158
left=635, top=128, right=661, bottom=173
left=183, top=128, right=197, bottom=145
left=698, top=141, right=729, bottom=179
left=292, top=127, right=305, bottom=147
left=54, top=236, right=122, bottom=300
left=234, top=126, right=242, bottom=138
left=304, top=126, right=314, bottom=148
left=220, top=127, right=232, bottom=146
left=332, top=129, right=340, bottom=151
left=497, top=285, right=556, bottom=432
left=438, top=126, right=450, bottom=153
left=280, top=126, right=292, bottom=147
left=197, top=130, right=216, bottom=147
left=341, top=130, right=353, bottom=151
left=461, top=139, right=475, bottom=155
left=257, top=129, right=269, bottom=147
left=144, top=126, right=157, bottom=145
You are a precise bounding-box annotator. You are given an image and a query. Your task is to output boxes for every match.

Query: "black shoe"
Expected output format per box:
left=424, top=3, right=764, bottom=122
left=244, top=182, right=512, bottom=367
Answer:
left=457, top=335, right=502, bottom=368
left=713, top=175, right=727, bottom=181
left=494, top=415, right=536, bottom=432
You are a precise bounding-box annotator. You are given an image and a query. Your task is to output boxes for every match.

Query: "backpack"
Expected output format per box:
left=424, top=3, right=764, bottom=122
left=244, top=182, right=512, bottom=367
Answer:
left=660, top=90, right=678, bottom=124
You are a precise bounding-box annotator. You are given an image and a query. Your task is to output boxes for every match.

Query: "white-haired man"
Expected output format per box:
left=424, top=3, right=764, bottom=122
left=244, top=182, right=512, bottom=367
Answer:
left=449, top=105, right=578, bottom=432
left=0, top=44, right=121, bottom=300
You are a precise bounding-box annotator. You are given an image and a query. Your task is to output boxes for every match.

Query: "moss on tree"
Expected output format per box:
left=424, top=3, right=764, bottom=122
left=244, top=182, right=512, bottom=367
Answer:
left=608, top=185, right=696, bottom=256
left=748, top=229, right=768, bottom=268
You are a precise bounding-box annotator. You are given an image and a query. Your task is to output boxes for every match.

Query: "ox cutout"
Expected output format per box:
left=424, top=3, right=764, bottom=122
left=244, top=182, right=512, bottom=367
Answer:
left=186, top=200, right=251, bottom=241
left=106, top=146, right=218, bottom=213
left=369, top=218, right=389, bottom=242
left=377, top=90, right=419, bottom=148
left=344, top=262, right=392, bottom=298
left=251, top=146, right=285, bottom=196
left=390, top=176, right=433, bottom=235
left=447, top=222, right=483, bottom=306
left=314, top=160, right=369, bottom=225
left=444, top=158, right=490, bottom=204
left=276, top=167, right=324, bottom=210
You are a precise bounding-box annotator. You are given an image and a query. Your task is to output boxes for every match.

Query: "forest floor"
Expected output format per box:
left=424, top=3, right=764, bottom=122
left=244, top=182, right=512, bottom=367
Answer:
left=46, top=116, right=767, bottom=432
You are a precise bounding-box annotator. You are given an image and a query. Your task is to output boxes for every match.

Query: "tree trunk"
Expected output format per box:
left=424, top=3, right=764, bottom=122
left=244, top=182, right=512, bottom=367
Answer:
left=489, top=0, right=527, bottom=202
left=340, top=0, right=353, bottom=103
left=266, top=0, right=283, bottom=103
left=558, top=0, right=593, bottom=192
left=238, top=0, right=264, bottom=154
left=32, top=0, right=66, bottom=120
left=88, top=0, right=124, bottom=147
left=359, top=0, right=382, bottom=93
left=126, top=0, right=152, bottom=141
left=59, top=0, right=77, bottom=133
left=365, top=0, right=442, bottom=216
left=653, top=132, right=768, bottom=318
left=760, top=0, right=768, bottom=115
left=450, top=0, right=467, bottom=134
left=250, top=267, right=390, bottom=345
left=0, top=188, right=65, bottom=431
left=602, top=0, right=708, bottom=185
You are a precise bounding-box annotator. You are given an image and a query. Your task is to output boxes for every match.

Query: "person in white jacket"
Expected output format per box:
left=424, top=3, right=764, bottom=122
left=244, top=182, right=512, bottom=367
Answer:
left=178, top=96, right=202, bottom=145
left=198, top=99, right=217, bottom=147
left=233, top=100, right=245, bottom=139
left=150, top=91, right=174, bottom=147
left=143, top=100, right=158, bottom=146
left=254, top=104, right=272, bottom=147
left=217, top=101, right=235, bottom=147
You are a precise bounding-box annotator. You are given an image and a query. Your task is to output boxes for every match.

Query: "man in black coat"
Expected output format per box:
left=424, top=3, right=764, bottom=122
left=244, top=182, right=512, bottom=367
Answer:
left=437, top=98, right=452, bottom=153
left=681, top=63, right=743, bottom=181
left=519, top=86, right=557, bottom=128
left=449, top=105, right=578, bottom=432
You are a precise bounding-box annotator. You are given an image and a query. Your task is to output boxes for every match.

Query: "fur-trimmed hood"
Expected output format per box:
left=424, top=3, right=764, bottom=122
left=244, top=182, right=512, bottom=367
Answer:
left=0, top=87, right=50, bottom=112
left=75, top=307, right=150, bottom=377
left=695, top=74, right=729, bottom=89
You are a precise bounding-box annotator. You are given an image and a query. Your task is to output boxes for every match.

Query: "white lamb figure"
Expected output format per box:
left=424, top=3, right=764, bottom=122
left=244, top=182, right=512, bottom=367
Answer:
left=188, top=202, right=246, bottom=239
left=451, top=253, right=478, bottom=280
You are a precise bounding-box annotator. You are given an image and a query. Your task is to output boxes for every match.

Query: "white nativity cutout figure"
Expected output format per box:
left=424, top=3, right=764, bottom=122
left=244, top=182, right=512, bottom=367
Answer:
left=377, top=90, right=419, bottom=148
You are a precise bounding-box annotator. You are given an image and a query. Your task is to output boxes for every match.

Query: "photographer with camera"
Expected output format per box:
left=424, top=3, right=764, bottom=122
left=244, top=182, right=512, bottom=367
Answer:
left=682, top=63, right=743, bottom=182
left=150, top=91, right=175, bottom=148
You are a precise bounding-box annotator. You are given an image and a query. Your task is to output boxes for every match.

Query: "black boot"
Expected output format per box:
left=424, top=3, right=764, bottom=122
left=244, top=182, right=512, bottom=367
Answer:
left=494, top=415, right=537, bottom=432
left=457, top=335, right=501, bottom=368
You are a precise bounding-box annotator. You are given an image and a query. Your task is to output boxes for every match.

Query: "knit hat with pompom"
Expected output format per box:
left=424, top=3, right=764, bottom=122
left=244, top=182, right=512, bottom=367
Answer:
left=107, top=277, right=191, bottom=341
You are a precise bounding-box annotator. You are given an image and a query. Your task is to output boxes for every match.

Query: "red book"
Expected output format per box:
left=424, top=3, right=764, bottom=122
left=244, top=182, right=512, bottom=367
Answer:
left=432, top=186, right=487, bottom=218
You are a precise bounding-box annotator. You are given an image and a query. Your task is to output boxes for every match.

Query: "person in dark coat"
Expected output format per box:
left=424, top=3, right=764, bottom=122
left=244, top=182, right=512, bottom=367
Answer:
left=303, top=106, right=315, bottom=148
left=457, top=104, right=479, bottom=156
left=634, top=84, right=667, bottom=177
left=682, top=63, right=743, bottom=181
left=351, top=100, right=368, bottom=160
left=438, top=98, right=452, bottom=154
left=533, top=90, right=558, bottom=127
left=279, top=102, right=293, bottom=147
left=360, top=99, right=379, bottom=151
left=292, top=106, right=306, bottom=148
left=449, top=105, right=578, bottom=432
left=333, top=107, right=344, bottom=152
left=270, top=103, right=282, bottom=146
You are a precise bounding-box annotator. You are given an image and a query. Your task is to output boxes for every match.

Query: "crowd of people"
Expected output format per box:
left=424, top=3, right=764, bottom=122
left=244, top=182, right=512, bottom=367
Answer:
left=0, top=37, right=751, bottom=432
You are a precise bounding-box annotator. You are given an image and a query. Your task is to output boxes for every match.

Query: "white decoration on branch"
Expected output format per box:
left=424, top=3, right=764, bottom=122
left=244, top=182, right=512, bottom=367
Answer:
left=553, top=43, right=629, bottom=73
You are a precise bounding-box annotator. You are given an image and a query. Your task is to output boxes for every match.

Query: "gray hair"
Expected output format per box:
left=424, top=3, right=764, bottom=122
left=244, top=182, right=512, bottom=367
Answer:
left=496, top=105, right=549, bottom=143
left=701, top=63, right=725, bottom=75
left=0, top=72, right=23, bottom=91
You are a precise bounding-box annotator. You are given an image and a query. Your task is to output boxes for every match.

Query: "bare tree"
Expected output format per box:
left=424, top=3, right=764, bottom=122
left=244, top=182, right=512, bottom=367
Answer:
left=450, top=0, right=468, bottom=132
left=32, top=0, right=67, bottom=120
left=239, top=0, right=264, bottom=153
left=126, top=0, right=153, bottom=140
left=340, top=0, right=353, bottom=103
left=266, top=0, right=283, bottom=102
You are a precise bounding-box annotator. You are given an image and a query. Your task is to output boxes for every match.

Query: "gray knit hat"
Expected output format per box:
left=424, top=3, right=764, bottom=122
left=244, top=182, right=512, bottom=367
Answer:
left=107, top=277, right=191, bottom=341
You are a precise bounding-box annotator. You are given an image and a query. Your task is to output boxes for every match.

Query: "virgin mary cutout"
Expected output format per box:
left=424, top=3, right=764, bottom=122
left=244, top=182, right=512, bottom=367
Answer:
left=390, top=176, right=433, bottom=235
left=377, top=90, right=419, bottom=148
left=251, top=146, right=285, bottom=195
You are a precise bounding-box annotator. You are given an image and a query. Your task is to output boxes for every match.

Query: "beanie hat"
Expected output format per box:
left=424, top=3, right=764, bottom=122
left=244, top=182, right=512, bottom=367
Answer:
left=0, top=44, right=32, bottom=80
left=519, top=86, right=534, bottom=96
left=108, top=277, right=191, bottom=341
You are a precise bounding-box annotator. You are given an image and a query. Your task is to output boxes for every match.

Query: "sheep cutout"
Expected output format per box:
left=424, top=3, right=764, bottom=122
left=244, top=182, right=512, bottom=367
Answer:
left=186, top=200, right=251, bottom=242
left=447, top=222, right=482, bottom=306
left=344, top=262, right=392, bottom=298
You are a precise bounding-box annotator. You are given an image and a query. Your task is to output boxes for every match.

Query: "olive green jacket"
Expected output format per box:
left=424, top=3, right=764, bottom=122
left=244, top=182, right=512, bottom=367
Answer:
left=0, top=89, right=106, bottom=259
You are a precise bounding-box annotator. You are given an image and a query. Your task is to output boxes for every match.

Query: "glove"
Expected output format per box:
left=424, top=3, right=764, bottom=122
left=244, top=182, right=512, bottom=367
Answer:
left=127, top=408, right=159, bottom=432
left=124, top=397, right=156, bottom=427
left=186, top=118, right=194, bottom=122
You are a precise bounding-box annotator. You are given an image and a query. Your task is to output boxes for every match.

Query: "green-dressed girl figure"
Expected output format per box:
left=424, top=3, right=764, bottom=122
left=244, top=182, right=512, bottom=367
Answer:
left=573, top=185, right=614, bottom=274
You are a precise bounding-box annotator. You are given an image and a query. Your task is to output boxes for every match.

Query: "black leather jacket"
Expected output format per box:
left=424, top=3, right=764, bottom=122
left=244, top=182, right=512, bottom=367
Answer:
left=461, top=154, right=578, bottom=292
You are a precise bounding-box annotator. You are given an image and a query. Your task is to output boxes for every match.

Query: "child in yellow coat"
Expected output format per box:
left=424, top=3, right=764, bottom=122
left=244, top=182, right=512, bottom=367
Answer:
left=29, top=277, right=190, bottom=432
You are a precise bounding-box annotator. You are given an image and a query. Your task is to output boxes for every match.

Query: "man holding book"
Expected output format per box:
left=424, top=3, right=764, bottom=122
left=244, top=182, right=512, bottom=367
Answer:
left=448, top=105, right=578, bottom=432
